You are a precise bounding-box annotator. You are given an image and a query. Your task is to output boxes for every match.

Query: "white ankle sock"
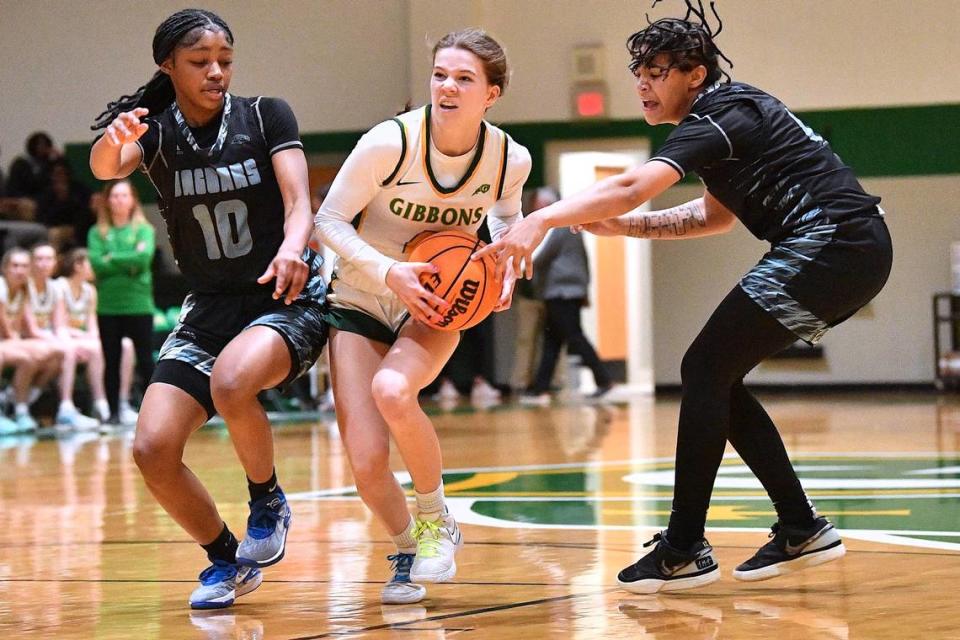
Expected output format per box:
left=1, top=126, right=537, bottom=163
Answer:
left=391, top=517, right=417, bottom=554
left=416, top=484, right=446, bottom=520
left=95, top=399, right=110, bottom=421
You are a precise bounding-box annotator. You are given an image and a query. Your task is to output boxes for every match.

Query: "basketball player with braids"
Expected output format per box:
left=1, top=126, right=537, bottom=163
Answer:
left=314, top=29, right=530, bottom=604
left=89, top=9, right=327, bottom=608
left=477, top=1, right=892, bottom=593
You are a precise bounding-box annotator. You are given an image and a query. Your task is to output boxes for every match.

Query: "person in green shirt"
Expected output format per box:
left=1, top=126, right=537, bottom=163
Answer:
left=87, top=179, right=156, bottom=424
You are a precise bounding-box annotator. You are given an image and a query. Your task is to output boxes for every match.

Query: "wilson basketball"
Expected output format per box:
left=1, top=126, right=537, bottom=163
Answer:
left=408, top=230, right=499, bottom=331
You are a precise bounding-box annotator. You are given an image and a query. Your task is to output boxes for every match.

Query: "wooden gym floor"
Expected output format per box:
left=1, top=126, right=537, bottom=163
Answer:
left=1, top=391, right=959, bottom=639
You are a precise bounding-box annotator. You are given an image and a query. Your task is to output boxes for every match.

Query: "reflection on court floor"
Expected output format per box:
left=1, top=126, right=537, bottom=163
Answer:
left=0, top=393, right=958, bottom=639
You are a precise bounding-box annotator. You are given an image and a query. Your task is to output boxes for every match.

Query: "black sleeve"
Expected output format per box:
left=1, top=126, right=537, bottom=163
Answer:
left=256, top=97, right=303, bottom=156
left=135, top=119, right=161, bottom=171
left=649, top=101, right=763, bottom=177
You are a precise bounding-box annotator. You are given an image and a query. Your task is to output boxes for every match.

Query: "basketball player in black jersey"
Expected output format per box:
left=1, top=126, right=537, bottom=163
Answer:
left=89, top=9, right=327, bottom=609
left=477, top=1, right=892, bottom=593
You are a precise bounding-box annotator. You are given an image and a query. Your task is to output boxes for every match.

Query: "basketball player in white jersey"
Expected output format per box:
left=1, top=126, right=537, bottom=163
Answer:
left=57, top=248, right=138, bottom=426
left=315, top=28, right=530, bottom=604
left=28, top=244, right=101, bottom=429
left=0, top=248, right=61, bottom=431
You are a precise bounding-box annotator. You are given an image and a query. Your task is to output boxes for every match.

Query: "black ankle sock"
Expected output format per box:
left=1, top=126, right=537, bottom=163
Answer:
left=247, top=469, right=279, bottom=503
left=201, top=524, right=239, bottom=564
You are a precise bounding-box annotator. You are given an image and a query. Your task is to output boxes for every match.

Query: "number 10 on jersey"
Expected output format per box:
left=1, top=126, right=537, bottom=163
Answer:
left=192, top=199, right=253, bottom=260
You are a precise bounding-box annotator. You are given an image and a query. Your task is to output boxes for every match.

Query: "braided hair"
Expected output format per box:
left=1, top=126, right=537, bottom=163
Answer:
left=91, top=9, right=234, bottom=130
left=626, top=0, right=733, bottom=86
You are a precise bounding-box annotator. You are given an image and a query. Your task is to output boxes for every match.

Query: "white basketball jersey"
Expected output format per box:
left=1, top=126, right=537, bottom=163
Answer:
left=28, top=278, right=60, bottom=331
left=0, top=277, right=26, bottom=335
left=333, top=106, right=515, bottom=296
left=58, top=277, right=93, bottom=331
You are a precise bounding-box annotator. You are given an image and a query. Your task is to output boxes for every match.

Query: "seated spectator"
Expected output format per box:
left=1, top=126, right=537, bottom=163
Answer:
left=29, top=243, right=100, bottom=428
left=88, top=180, right=155, bottom=424
left=58, top=248, right=139, bottom=425
left=6, top=132, right=59, bottom=200
left=36, top=160, right=94, bottom=251
left=0, top=248, right=61, bottom=430
left=0, top=141, right=49, bottom=251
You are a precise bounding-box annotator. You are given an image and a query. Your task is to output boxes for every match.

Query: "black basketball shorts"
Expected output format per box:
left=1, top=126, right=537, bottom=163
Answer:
left=739, top=213, right=892, bottom=344
left=150, top=250, right=328, bottom=417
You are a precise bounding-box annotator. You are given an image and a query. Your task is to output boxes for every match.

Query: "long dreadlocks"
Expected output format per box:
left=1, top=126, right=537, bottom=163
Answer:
left=626, top=0, right=733, bottom=85
left=91, top=9, right=234, bottom=130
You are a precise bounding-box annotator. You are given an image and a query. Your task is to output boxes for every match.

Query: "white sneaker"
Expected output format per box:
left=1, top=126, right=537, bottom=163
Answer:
left=189, top=561, right=262, bottom=609
left=118, top=402, right=139, bottom=426
left=381, top=552, right=426, bottom=604
left=56, top=408, right=100, bottom=431
left=410, top=511, right=463, bottom=583
left=13, top=413, right=38, bottom=432
left=519, top=392, right=551, bottom=407
left=470, top=379, right=501, bottom=403
left=94, top=399, right=111, bottom=423
left=432, top=380, right=459, bottom=402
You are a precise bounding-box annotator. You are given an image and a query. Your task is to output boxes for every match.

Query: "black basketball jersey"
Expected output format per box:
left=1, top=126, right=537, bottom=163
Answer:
left=649, top=82, right=881, bottom=242
left=136, top=95, right=303, bottom=294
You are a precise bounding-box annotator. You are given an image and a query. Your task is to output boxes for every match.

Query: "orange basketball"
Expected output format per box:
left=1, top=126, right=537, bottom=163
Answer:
left=407, top=230, right=499, bottom=331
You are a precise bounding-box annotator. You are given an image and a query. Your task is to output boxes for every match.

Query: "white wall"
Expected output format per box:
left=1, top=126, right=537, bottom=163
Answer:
left=4, top=0, right=958, bottom=162
left=406, top=0, right=960, bottom=124
left=0, top=0, right=409, bottom=166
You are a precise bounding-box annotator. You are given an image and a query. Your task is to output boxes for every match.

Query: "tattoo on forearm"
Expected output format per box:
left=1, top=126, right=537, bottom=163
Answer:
left=626, top=201, right=707, bottom=238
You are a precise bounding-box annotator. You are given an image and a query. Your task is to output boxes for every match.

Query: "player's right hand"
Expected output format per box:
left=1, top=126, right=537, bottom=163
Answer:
left=104, top=108, right=150, bottom=147
left=386, top=262, right=451, bottom=326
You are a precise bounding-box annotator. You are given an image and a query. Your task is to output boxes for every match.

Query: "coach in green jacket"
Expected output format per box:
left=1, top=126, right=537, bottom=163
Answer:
left=87, top=179, right=156, bottom=424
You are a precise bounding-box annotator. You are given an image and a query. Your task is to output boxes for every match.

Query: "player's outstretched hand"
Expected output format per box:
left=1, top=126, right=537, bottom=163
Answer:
left=104, top=108, right=150, bottom=147
left=258, top=248, right=308, bottom=304
left=386, top=262, right=451, bottom=326
left=471, top=214, right=547, bottom=281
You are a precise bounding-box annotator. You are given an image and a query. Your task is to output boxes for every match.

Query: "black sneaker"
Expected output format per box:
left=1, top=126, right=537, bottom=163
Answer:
left=617, top=532, right=720, bottom=594
left=733, top=517, right=846, bottom=582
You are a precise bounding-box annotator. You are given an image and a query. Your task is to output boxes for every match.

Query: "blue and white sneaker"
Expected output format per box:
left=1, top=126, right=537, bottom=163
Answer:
left=55, top=407, right=99, bottom=431
left=0, top=415, right=23, bottom=435
left=236, top=491, right=292, bottom=567
left=381, top=553, right=426, bottom=604
left=189, top=560, right=262, bottom=609
left=14, top=413, right=37, bottom=432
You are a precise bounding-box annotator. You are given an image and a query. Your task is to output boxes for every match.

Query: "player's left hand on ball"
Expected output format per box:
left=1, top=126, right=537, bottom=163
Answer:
left=385, top=262, right=451, bottom=326
left=258, top=248, right=308, bottom=304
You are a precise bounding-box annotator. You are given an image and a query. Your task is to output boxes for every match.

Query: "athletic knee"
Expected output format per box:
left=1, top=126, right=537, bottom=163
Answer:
left=370, top=370, right=416, bottom=422
left=132, top=431, right=182, bottom=478
left=210, top=369, right=260, bottom=412
left=680, top=344, right=732, bottom=391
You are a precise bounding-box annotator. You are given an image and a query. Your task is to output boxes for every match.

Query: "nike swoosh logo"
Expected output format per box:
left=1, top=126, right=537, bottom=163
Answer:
left=784, top=540, right=808, bottom=555
left=658, top=560, right=687, bottom=575
left=397, top=180, right=420, bottom=186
